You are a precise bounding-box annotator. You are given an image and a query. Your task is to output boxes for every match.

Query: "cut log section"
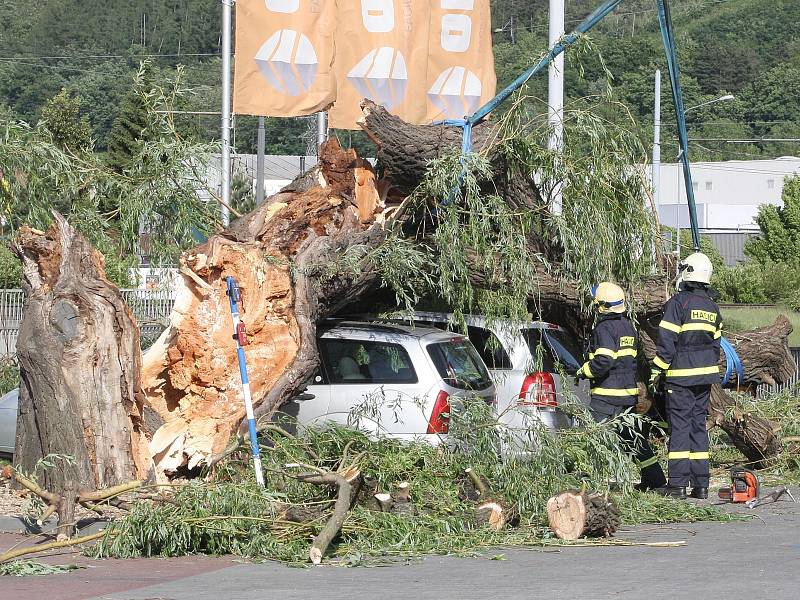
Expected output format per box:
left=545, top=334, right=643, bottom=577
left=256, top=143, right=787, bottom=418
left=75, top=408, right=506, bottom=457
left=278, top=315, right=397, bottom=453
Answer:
left=547, top=490, right=620, bottom=540
left=463, top=468, right=510, bottom=531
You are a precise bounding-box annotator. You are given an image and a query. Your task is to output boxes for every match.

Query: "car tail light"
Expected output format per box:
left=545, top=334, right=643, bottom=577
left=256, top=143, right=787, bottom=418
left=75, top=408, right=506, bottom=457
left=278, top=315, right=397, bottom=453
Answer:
left=518, top=372, right=557, bottom=408
left=427, top=390, right=451, bottom=434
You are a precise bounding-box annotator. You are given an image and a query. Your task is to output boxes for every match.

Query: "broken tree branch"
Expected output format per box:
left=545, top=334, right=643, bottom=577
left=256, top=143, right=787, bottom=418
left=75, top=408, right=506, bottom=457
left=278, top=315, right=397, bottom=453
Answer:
left=0, top=530, right=112, bottom=564
left=296, top=472, right=352, bottom=565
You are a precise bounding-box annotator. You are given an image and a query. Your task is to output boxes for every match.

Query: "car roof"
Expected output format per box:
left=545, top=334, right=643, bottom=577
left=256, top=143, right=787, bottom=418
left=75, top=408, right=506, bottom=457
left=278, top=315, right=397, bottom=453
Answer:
left=390, top=311, right=566, bottom=332
left=319, top=320, right=467, bottom=342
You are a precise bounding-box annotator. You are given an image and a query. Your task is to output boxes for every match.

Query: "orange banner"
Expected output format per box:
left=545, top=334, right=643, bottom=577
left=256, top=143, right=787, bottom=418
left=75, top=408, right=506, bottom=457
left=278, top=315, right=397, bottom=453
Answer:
left=233, top=0, right=496, bottom=126
left=233, top=0, right=337, bottom=117
left=425, top=0, right=496, bottom=122
left=328, top=0, right=431, bottom=129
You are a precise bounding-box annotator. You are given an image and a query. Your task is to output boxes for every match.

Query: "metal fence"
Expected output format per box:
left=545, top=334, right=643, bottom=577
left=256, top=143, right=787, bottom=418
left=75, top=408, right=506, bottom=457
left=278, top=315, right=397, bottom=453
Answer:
left=757, top=347, right=800, bottom=398
left=0, top=288, right=175, bottom=359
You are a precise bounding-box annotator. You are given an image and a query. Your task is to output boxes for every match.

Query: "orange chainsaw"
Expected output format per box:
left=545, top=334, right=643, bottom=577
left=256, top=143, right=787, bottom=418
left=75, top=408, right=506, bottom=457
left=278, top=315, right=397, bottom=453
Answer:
left=718, top=467, right=760, bottom=503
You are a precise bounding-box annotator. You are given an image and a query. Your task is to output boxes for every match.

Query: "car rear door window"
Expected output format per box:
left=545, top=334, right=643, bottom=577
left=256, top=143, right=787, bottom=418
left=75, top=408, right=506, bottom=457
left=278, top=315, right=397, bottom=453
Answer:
left=466, top=326, right=512, bottom=370
left=521, top=329, right=581, bottom=373
left=427, top=339, right=493, bottom=390
left=319, top=339, right=418, bottom=384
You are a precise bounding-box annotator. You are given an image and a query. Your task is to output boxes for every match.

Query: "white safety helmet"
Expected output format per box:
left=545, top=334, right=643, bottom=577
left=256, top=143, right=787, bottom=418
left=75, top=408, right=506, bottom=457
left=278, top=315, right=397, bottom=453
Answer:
left=677, top=252, right=713, bottom=289
left=591, top=282, right=626, bottom=314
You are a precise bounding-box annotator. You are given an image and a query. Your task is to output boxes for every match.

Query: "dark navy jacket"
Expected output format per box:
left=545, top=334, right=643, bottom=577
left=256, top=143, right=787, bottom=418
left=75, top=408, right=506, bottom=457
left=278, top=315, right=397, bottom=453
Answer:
left=654, top=286, right=722, bottom=386
left=580, top=313, right=639, bottom=406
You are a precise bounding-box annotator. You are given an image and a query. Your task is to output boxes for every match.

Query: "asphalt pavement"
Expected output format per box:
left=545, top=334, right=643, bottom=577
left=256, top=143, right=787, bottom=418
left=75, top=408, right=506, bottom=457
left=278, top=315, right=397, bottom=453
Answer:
left=1, top=490, right=798, bottom=600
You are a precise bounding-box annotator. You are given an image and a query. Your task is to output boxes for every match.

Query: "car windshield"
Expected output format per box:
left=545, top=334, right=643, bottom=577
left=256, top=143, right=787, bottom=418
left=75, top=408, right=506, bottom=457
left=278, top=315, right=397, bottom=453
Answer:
left=427, top=339, right=493, bottom=390
left=521, top=328, right=581, bottom=373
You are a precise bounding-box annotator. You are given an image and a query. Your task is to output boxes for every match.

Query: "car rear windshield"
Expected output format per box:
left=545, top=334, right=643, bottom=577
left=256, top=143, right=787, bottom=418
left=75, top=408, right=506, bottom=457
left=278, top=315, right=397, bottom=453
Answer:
left=521, top=328, right=581, bottom=373
left=426, top=339, right=493, bottom=390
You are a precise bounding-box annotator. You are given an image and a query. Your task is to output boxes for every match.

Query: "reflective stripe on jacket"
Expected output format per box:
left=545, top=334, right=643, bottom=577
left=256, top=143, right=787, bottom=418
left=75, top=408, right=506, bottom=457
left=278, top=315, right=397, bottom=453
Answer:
left=580, top=314, right=639, bottom=406
left=654, top=287, right=722, bottom=385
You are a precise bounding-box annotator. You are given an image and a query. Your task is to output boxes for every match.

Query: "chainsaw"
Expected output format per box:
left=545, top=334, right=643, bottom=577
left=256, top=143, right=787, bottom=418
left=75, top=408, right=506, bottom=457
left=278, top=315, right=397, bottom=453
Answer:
left=718, top=467, right=760, bottom=503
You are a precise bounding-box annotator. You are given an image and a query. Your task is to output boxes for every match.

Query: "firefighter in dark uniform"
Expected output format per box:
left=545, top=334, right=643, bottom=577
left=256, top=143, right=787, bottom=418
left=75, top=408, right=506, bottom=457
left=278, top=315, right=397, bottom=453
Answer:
left=650, top=252, right=722, bottom=499
left=577, top=282, right=667, bottom=491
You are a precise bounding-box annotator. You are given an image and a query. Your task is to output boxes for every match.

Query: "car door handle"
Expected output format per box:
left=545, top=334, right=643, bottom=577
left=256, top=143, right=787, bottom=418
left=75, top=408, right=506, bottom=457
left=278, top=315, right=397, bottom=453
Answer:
left=296, top=393, right=315, bottom=401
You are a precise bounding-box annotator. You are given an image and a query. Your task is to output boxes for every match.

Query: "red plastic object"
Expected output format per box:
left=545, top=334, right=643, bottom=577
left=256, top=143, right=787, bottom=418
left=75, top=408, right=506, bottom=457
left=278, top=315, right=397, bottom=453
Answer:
left=518, top=372, right=557, bottom=408
left=236, top=322, right=249, bottom=346
left=427, top=390, right=451, bottom=434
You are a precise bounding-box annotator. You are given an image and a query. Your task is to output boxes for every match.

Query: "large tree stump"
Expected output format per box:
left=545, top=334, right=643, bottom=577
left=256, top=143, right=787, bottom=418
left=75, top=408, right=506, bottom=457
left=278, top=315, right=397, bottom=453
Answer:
left=12, top=213, right=153, bottom=493
left=547, top=490, right=620, bottom=540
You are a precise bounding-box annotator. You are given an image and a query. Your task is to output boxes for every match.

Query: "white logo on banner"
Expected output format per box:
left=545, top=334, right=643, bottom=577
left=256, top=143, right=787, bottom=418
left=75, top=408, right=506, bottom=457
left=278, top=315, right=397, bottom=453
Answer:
left=255, top=29, right=318, bottom=96
left=347, top=47, right=408, bottom=110
left=427, top=66, right=482, bottom=118
left=361, top=0, right=395, bottom=33
left=264, top=0, right=300, bottom=13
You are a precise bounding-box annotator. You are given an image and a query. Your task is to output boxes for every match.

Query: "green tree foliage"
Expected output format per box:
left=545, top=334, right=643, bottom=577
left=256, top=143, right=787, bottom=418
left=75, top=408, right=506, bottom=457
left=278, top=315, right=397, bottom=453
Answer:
left=746, top=176, right=800, bottom=263
left=107, top=64, right=153, bottom=173
left=0, top=70, right=220, bottom=283
left=39, top=89, right=92, bottom=154
left=0, top=244, right=22, bottom=288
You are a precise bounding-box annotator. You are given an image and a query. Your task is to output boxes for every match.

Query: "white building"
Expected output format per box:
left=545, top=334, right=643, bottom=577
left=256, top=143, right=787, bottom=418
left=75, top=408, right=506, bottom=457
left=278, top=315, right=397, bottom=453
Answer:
left=656, top=156, right=800, bottom=232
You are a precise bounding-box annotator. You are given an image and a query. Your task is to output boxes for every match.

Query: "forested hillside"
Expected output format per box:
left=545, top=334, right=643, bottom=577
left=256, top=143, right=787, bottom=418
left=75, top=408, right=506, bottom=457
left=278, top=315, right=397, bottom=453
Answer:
left=0, top=0, right=798, bottom=160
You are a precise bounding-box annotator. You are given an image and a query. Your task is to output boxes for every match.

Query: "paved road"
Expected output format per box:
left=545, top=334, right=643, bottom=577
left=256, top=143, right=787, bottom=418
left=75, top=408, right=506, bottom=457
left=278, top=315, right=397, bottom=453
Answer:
left=1, top=494, right=798, bottom=600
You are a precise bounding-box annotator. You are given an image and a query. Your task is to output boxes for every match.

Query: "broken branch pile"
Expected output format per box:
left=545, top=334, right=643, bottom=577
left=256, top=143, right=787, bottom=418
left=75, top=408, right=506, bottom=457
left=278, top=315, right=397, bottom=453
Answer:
left=90, top=405, right=734, bottom=565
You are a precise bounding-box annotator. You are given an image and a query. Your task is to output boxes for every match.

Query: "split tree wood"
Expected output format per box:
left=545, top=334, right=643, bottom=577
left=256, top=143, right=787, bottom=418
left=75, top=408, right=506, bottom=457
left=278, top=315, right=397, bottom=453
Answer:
left=547, top=490, right=620, bottom=540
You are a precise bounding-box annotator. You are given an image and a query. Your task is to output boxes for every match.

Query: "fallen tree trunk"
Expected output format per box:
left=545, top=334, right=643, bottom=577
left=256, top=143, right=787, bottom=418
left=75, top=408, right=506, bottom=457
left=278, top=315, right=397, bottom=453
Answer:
left=12, top=214, right=153, bottom=492
left=14, top=105, right=793, bottom=484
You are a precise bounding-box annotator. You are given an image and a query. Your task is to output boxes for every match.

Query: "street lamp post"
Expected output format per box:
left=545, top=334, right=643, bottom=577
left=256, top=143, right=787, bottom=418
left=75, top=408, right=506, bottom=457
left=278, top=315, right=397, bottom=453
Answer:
left=653, top=88, right=734, bottom=263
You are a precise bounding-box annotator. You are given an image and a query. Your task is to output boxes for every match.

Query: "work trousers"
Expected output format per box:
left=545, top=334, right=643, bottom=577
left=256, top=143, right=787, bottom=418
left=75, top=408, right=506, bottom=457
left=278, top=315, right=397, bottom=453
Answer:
left=591, top=399, right=667, bottom=489
left=665, top=383, right=711, bottom=488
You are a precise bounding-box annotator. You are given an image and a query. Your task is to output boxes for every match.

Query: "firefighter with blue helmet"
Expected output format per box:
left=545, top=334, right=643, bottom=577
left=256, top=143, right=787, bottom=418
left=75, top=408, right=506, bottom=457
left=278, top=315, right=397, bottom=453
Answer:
left=577, top=282, right=667, bottom=491
left=650, top=252, right=722, bottom=499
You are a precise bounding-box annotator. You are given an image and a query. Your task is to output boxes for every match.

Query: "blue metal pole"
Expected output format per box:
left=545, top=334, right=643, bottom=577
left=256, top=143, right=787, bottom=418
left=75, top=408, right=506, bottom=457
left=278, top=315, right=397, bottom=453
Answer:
left=226, top=276, right=265, bottom=487
left=655, top=0, right=701, bottom=252
left=468, top=0, right=624, bottom=126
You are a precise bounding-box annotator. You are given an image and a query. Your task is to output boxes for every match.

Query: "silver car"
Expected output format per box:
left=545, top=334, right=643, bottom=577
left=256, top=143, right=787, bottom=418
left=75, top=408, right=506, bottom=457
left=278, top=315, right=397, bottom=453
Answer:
left=388, top=312, right=591, bottom=435
left=279, top=321, right=497, bottom=443
left=0, top=388, right=18, bottom=456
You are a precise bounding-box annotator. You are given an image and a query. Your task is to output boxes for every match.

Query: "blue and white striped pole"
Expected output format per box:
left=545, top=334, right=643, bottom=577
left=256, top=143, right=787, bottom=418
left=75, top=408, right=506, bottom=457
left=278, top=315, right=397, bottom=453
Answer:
left=226, top=276, right=265, bottom=487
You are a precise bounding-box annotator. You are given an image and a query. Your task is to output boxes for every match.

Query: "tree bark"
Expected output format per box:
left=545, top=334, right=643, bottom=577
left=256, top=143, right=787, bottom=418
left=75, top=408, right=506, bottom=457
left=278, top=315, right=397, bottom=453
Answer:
left=12, top=213, right=152, bottom=493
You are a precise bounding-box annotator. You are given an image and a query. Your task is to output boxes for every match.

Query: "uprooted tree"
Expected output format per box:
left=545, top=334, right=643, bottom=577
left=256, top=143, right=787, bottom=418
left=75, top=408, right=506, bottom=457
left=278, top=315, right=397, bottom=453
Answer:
left=9, top=94, right=795, bottom=491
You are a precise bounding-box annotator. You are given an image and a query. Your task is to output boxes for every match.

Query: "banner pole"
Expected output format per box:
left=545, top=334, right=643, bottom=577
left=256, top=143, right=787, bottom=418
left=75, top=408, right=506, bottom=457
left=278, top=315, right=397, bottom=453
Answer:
left=220, top=0, right=233, bottom=226
left=316, top=112, right=328, bottom=153
left=256, top=116, right=265, bottom=205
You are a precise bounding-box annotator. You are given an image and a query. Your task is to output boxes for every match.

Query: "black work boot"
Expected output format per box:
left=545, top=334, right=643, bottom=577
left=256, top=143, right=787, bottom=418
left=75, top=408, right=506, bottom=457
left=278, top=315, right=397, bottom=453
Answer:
left=654, top=485, right=687, bottom=499
left=689, top=487, right=708, bottom=499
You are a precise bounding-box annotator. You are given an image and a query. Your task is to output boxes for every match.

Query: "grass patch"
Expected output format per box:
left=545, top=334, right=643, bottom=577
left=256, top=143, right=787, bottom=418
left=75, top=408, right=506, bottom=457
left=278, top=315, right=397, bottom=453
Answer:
left=722, top=305, right=800, bottom=347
